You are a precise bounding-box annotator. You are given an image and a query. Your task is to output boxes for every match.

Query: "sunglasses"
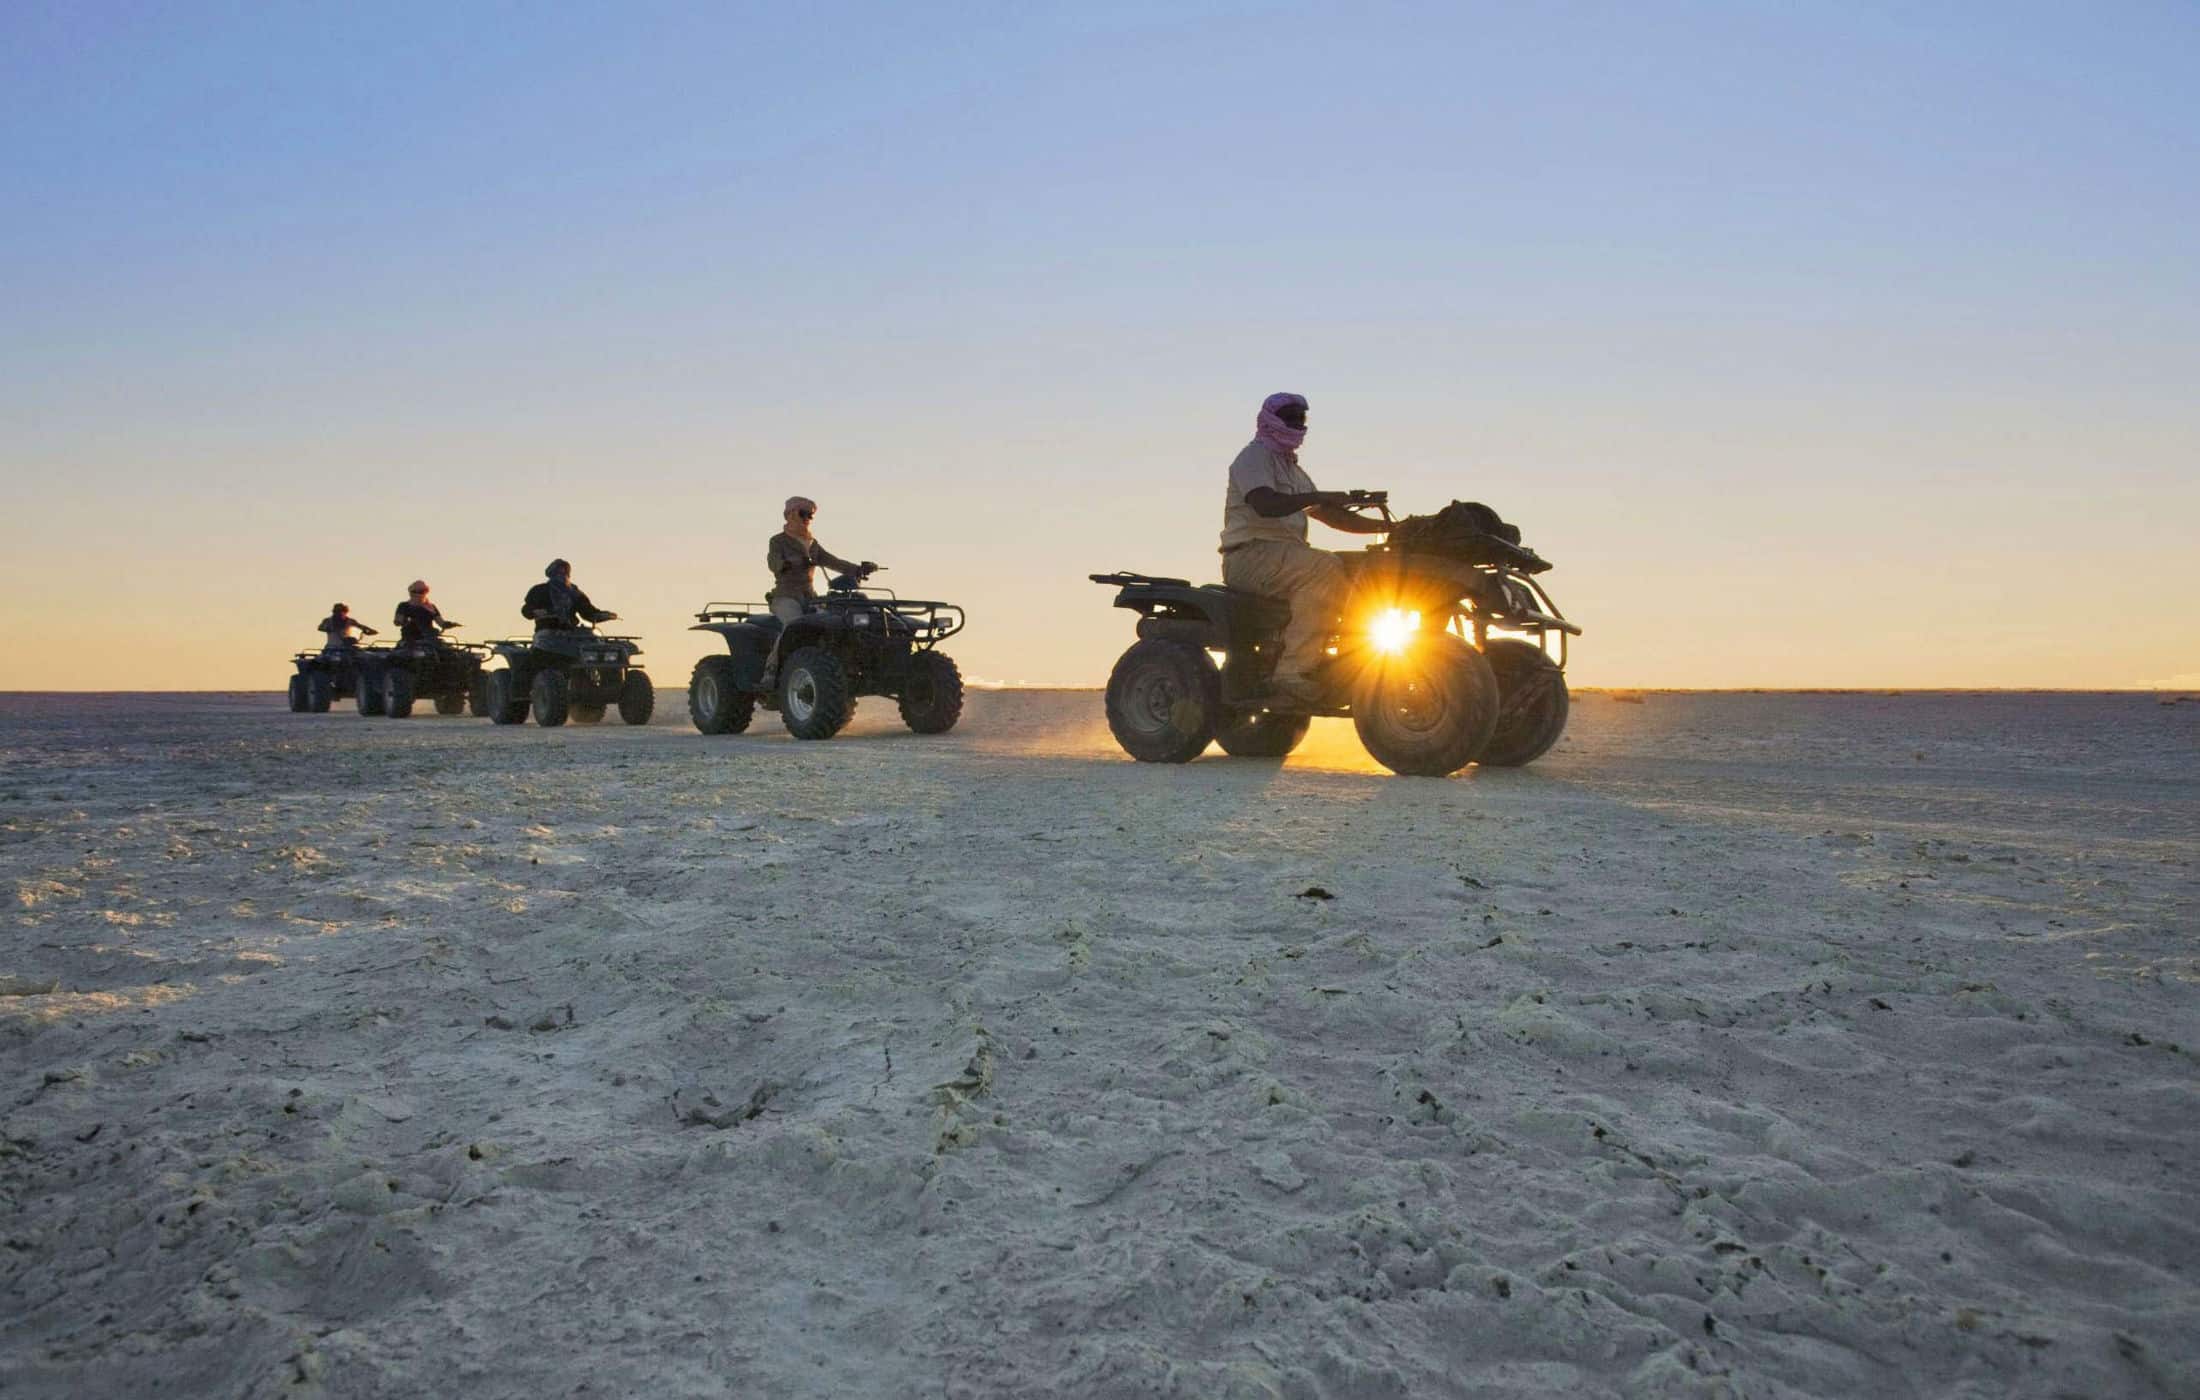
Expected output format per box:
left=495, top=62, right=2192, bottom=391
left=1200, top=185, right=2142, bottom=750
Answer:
left=797, top=510, right=815, bottom=519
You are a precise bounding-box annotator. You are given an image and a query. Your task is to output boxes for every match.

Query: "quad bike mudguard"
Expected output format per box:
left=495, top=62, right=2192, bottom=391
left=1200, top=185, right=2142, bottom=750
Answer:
left=690, top=618, right=779, bottom=693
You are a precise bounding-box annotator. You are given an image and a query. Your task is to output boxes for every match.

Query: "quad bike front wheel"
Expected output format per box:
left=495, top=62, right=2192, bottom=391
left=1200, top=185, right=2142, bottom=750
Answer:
left=1104, top=639, right=1222, bottom=764
left=530, top=669, right=571, bottom=727
left=1479, top=639, right=1569, bottom=768
left=1352, top=632, right=1499, bottom=776
left=618, top=671, right=655, bottom=726
left=354, top=675, right=387, bottom=718
left=434, top=689, right=467, bottom=716
left=1215, top=708, right=1311, bottom=758
left=383, top=668, right=416, bottom=719
left=484, top=670, right=529, bottom=725
left=287, top=676, right=309, bottom=713
left=779, top=647, right=854, bottom=740
left=688, top=657, right=755, bottom=735
left=899, top=651, right=965, bottom=734
left=569, top=702, right=607, bottom=724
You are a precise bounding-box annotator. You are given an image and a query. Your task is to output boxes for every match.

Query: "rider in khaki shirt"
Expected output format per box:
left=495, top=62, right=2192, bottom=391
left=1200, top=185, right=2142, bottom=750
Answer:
left=1219, top=393, right=1386, bottom=700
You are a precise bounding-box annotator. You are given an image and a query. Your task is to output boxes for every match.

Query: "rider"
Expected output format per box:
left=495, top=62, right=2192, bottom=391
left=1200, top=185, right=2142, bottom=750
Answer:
left=1219, top=392, right=1387, bottom=701
left=521, top=559, right=618, bottom=633
left=317, top=603, right=377, bottom=652
left=760, top=497, right=876, bottom=686
left=767, top=497, right=875, bottom=624
left=393, top=580, right=460, bottom=645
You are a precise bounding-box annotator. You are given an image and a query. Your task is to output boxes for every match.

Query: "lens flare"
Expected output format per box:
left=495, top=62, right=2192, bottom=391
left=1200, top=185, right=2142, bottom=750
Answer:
left=1370, top=608, right=1421, bottom=654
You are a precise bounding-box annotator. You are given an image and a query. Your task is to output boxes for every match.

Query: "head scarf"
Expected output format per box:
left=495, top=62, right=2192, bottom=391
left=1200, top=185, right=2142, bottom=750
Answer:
left=1255, top=392, right=1308, bottom=457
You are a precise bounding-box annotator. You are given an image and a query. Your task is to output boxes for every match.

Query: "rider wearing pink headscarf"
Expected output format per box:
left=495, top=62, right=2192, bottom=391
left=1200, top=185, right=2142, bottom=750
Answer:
left=1219, top=392, right=1388, bottom=700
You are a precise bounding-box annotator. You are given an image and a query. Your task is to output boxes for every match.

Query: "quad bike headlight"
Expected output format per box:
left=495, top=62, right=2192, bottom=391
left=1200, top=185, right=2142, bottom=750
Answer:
left=1369, top=608, right=1421, bottom=654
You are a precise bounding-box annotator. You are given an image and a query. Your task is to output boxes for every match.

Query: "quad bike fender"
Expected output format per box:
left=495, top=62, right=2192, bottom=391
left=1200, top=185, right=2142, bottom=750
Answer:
left=691, top=620, right=777, bottom=692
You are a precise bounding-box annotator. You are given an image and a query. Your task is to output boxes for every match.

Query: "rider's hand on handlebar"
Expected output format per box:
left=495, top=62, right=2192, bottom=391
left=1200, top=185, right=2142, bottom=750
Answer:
left=859, top=561, right=879, bottom=575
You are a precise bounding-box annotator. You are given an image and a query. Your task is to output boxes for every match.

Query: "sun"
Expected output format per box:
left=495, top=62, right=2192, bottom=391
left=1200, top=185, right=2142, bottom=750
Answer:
left=1369, top=608, right=1420, bottom=654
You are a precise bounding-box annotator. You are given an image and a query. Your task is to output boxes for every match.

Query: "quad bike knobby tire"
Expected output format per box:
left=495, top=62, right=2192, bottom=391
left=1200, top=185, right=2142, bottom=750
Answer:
left=618, top=672, right=655, bottom=726
left=1214, top=707, right=1311, bottom=758
left=899, top=651, right=965, bottom=734
left=569, top=702, right=607, bottom=724
left=383, top=668, right=416, bottom=719
left=354, top=674, right=387, bottom=717
left=1104, top=638, right=1222, bottom=764
left=468, top=674, right=492, bottom=718
left=1352, top=631, right=1499, bottom=776
left=287, top=675, right=309, bottom=713
left=530, top=669, right=572, bottom=727
left=434, top=690, right=467, bottom=716
left=1479, top=638, right=1569, bottom=768
left=779, top=647, right=853, bottom=740
left=688, top=656, right=755, bottom=735
left=484, top=670, right=529, bottom=725
left=307, top=673, right=334, bottom=713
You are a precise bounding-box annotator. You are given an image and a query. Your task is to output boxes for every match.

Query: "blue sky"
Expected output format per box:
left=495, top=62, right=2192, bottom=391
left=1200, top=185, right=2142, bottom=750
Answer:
left=4, top=1, right=2196, bottom=687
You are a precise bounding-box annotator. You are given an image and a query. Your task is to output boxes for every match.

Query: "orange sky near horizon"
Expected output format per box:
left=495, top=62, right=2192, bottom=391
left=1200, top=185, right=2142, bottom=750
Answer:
left=4, top=6, right=2196, bottom=694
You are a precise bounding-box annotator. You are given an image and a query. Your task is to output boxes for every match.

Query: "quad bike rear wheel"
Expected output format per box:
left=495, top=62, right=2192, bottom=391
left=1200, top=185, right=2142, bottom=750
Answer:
left=484, top=670, right=528, bottom=725
left=1104, top=639, right=1222, bottom=764
left=899, top=651, right=965, bottom=734
left=530, top=669, right=571, bottom=727
left=307, top=673, right=333, bottom=713
left=287, top=675, right=309, bottom=713
left=468, top=674, right=492, bottom=718
left=1352, top=631, right=1499, bottom=776
left=1479, top=638, right=1569, bottom=768
left=383, top=668, right=416, bottom=719
left=618, top=671, right=655, bottom=726
left=779, top=647, right=853, bottom=740
left=569, top=702, right=606, bottom=724
left=1215, top=708, right=1310, bottom=758
left=688, top=656, right=755, bottom=734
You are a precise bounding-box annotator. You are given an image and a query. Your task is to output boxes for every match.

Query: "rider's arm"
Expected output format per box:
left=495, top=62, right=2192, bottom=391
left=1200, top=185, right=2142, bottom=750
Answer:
left=811, top=541, right=864, bottom=575
left=1308, top=503, right=1389, bottom=535
left=1246, top=485, right=1349, bottom=518
left=571, top=587, right=613, bottom=623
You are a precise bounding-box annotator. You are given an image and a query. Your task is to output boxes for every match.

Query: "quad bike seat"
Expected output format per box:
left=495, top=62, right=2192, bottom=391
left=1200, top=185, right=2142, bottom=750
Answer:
left=1201, top=583, right=1290, bottom=632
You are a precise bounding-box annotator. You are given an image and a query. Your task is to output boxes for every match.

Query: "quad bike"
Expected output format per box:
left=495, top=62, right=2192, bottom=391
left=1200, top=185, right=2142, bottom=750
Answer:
left=476, top=627, right=653, bottom=728
left=1090, top=493, right=1579, bottom=776
left=286, top=644, right=390, bottom=714
left=686, top=569, right=966, bottom=740
left=374, top=632, right=488, bottom=718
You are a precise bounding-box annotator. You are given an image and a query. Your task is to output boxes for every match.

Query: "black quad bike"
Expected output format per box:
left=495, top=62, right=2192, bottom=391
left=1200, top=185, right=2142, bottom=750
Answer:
left=374, top=636, right=488, bottom=718
left=1090, top=494, right=1580, bottom=776
left=476, top=628, right=654, bottom=728
left=686, top=570, right=966, bottom=740
left=286, top=645, right=390, bottom=714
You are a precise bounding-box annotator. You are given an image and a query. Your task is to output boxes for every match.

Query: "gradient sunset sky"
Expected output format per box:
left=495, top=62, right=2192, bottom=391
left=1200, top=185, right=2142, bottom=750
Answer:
left=4, top=2, right=2196, bottom=690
